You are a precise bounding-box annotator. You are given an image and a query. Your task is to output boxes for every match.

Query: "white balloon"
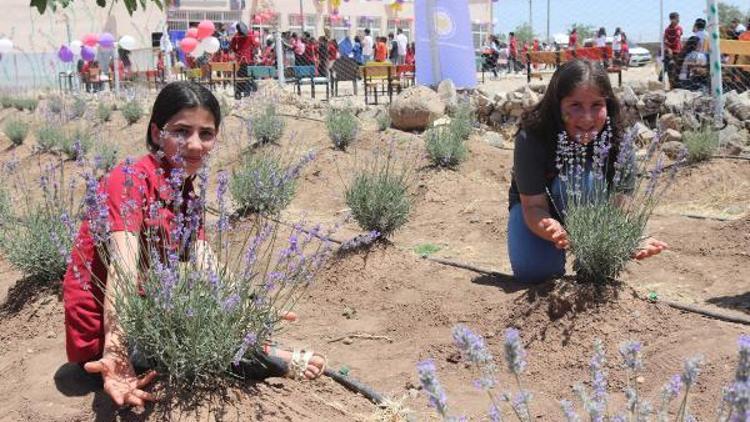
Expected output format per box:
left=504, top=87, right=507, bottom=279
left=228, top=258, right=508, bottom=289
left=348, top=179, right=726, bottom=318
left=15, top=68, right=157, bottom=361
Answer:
left=70, top=40, right=83, bottom=56
left=0, top=38, right=13, bottom=54
left=200, top=36, right=220, bottom=54
left=118, top=35, right=138, bottom=51
left=190, top=42, right=205, bottom=57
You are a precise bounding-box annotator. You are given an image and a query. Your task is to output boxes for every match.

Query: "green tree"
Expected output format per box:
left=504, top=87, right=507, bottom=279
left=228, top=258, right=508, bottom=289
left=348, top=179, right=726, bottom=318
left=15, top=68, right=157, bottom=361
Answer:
left=717, top=2, right=746, bottom=28
left=30, top=0, right=164, bottom=15
left=512, top=22, right=536, bottom=45
left=569, top=23, right=597, bottom=43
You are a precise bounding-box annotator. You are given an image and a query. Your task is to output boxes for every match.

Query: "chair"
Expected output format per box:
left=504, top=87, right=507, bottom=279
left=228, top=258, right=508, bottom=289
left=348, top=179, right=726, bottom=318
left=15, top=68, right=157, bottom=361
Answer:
left=292, top=65, right=330, bottom=99
left=247, top=66, right=277, bottom=80
left=330, top=58, right=360, bottom=96
left=395, top=64, right=415, bottom=89
left=208, top=62, right=235, bottom=91
left=362, top=64, right=395, bottom=105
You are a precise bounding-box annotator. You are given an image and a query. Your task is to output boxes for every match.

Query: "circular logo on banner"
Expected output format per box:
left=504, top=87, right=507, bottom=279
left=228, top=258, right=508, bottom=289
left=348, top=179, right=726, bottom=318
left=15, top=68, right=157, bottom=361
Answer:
left=433, top=8, right=455, bottom=39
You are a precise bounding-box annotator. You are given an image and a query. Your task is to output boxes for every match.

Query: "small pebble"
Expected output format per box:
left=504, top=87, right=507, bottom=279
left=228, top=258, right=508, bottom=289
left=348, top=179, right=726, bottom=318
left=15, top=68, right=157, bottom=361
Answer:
left=342, top=338, right=353, bottom=345
left=636, top=376, right=645, bottom=384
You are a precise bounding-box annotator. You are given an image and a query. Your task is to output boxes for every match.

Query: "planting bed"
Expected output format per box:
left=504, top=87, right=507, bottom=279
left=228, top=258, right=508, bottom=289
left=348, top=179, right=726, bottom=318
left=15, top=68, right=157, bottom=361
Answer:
left=0, top=94, right=748, bottom=420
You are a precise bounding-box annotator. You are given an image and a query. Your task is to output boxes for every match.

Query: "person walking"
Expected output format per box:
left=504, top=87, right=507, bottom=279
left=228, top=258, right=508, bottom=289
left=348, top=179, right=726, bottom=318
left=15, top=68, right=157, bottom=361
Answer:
left=362, top=28, right=374, bottom=63
left=396, top=28, right=408, bottom=65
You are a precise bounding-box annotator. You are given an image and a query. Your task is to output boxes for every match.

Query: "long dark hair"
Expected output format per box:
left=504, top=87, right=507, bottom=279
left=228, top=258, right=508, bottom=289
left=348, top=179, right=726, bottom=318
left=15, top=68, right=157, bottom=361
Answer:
left=146, top=81, right=221, bottom=152
left=518, top=59, right=623, bottom=158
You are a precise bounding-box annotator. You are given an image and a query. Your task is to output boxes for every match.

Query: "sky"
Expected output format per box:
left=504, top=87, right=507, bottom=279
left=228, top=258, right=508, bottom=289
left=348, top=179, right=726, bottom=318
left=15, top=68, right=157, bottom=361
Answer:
left=492, top=0, right=749, bottom=43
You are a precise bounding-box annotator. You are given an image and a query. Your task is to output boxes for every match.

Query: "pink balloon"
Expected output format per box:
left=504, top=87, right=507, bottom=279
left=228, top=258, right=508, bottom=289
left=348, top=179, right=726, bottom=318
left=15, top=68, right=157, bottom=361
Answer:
left=82, top=33, right=99, bottom=47
left=187, top=27, right=199, bottom=39
left=197, top=20, right=215, bottom=40
left=180, top=37, right=198, bottom=53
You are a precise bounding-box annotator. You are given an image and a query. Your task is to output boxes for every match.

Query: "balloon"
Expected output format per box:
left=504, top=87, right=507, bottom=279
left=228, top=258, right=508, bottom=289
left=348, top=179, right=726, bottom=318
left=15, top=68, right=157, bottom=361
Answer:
left=180, top=36, right=198, bottom=53
left=197, top=20, right=215, bottom=40
left=70, top=40, right=83, bottom=55
left=81, top=45, right=96, bottom=61
left=189, top=42, right=205, bottom=57
left=0, top=38, right=13, bottom=54
left=187, top=27, right=199, bottom=39
left=99, top=32, right=115, bottom=49
left=58, top=45, right=74, bottom=62
left=82, top=33, right=99, bottom=47
left=201, top=36, right=220, bottom=54
left=118, top=35, right=137, bottom=51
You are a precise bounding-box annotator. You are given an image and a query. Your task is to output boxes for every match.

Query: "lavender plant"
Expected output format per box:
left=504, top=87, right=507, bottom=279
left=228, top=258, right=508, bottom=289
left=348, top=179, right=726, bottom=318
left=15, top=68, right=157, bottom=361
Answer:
left=344, top=146, right=412, bottom=238
left=0, top=159, right=77, bottom=283
left=96, top=102, right=113, bottom=123
left=121, top=99, right=143, bottom=125
left=250, top=103, right=285, bottom=144
left=60, top=126, right=93, bottom=161
left=35, top=123, right=64, bottom=153
left=425, top=125, right=467, bottom=168
left=92, top=140, right=120, bottom=173
left=14, top=97, right=38, bottom=112
left=3, top=118, right=29, bottom=146
left=419, top=328, right=746, bottom=421
left=682, top=127, right=718, bottom=163
left=82, top=159, right=334, bottom=384
left=69, top=96, right=87, bottom=120
left=448, top=101, right=476, bottom=142
left=230, top=150, right=314, bottom=215
left=326, top=106, right=360, bottom=150
left=555, top=125, right=683, bottom=283
left=46, top=95, right=64, bottom=115
left=376, top=110, right=392, bottom=132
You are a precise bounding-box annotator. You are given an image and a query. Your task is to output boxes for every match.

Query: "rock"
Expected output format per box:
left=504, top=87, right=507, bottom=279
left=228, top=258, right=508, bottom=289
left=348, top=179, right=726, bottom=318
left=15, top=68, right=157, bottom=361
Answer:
left=493, top=92, right=508, bottom=103
left=662, top=140, right=688, bottom=160
left=432, top=116, right=452, bottom=127
left=641, top=91, right=666, bottom=115
left=622, top=86, right=639, bottom=107
left=628, top=80, right=649, bottom=95
left=648, top=80, right=666, bottom=91
left=521, top=86, right=539, bottom=109
left=664, top=89, right=700, bottom=113
left=659, top=113, right=682, bottom=131
left=488, top=109, right=505, bottom=127
left=528, top=82, right=547, bottom=94
left=474, top=92, right=493, bottom=117
left=437, top=79, right=458, bottom=112
left=389, top=85, right=446, bottom=131
left=633, top=122, right=655, bottom=145
left=725, top=90, right=750, bottom=121
left=484, top=131, right=507, bottom=148
left=663, top=128, right=682, bottom=143
left=721, top=141, right=744, bottom=156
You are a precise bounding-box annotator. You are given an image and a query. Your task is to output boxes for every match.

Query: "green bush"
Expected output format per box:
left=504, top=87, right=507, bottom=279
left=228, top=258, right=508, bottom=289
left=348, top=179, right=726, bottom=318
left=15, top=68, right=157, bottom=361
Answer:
left=14, top=98, right=38, bottom=112
left=3, top=118, right=29, bottom=146
left=47, top=95, right=64, bottom=114
left=345, top=152, right=412, bottom=238
left=326, top=107, right=359, bottom=150
left=96, top=102, right=113, bottom=123
left=376, top=110, right=392, bottom=132
left=92, top=141, right=120, bottom=173
left=60, top=126, right=93, bottom=160
left=230, top=151, right=312, bottom=215
left=0, top=96, right=13, bottom=109
left=0, top=164, right=76, bottom=283
left=35, top=123, right=64, bottom=153
left=425, top=126, right=467, bottom=168
left=251, top=104, right=285, bottom=144
left=121, top=100, right=143, bottom=125
left=448, top=102, right=475, bottom=141
left=70, top=96, right=87, bottom=119
left=683, top=127, right=719, bottom=163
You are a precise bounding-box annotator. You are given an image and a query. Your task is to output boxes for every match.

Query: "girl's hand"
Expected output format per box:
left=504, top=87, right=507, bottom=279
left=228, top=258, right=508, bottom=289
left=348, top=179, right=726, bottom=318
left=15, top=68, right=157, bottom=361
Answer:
left=84, top=352, right=157, bottom=407
left=539, top=218, right=569, bottom=250
left=633, top=238, right=669, bottom=260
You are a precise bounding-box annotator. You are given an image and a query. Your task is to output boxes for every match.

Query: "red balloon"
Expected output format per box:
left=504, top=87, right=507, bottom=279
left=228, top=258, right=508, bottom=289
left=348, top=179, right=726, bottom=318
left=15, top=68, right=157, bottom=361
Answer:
left=197, top=20, right=215, bottom=40
left=180, top=37, right=198, bottom=53
left=82, top=33, right=99, bottom=47
left=187, top=27, right=199, bottom=39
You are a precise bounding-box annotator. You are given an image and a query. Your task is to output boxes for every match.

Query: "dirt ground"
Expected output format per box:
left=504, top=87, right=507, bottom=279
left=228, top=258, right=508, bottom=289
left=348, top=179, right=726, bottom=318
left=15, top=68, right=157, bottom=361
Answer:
left=0, top=79, right=748, bottom=421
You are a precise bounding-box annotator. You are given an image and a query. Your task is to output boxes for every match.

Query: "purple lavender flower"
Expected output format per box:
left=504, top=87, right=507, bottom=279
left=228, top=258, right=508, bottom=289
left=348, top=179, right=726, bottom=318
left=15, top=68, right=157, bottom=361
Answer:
left=488, top=403, right=502, bottom=422
left=417, top=359, right=450, bottom=417
left=222, top=294, right=240, bottom=312
left=504, top=328, right=527, bottom=376
left=560, top=400, right=580, bottom=422
left=681, top=355, right=703, bottom=388
left=619, top=341, right=643, bottom=372
left=216, top=171, right=230, bottom=233
left=232, top=332, right=257, bottom=366
left=737, top=335, right=750, bottom=382
left=452, top=324, right=497, bottom=390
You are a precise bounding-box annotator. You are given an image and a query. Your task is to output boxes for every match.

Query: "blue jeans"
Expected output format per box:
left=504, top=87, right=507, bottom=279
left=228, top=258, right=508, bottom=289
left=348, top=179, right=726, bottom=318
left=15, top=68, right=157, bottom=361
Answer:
left=507, top=172, right=598, bottom=282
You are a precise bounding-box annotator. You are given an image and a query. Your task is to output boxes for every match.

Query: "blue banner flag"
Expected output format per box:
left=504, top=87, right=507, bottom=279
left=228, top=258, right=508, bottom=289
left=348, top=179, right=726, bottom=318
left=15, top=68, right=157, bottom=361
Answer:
left=414, top=0, right=477, bottom=88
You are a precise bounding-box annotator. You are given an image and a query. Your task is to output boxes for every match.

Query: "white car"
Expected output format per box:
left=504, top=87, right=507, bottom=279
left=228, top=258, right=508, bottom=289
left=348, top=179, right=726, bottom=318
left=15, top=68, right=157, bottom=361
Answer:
left=628, top=44, right=652, bottom=67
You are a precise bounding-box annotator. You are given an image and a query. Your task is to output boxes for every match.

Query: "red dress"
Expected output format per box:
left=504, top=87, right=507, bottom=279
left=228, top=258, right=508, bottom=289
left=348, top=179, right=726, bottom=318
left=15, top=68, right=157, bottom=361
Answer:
left=230, top=33, right=257, bottom=65
left=63, top=154, right=205, bottom=363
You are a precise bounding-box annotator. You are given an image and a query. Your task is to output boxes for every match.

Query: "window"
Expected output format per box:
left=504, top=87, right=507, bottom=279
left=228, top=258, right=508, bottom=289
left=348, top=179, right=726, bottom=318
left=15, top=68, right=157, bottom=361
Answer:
left=357, top=16, right=382, bottom=38
left=386, top=18, right=411, bottom=41
left=324, top=16, right=351, bottom=42
left=288, top=14, right=318, bottom=37
left=472, top=23, right=490, bottom=50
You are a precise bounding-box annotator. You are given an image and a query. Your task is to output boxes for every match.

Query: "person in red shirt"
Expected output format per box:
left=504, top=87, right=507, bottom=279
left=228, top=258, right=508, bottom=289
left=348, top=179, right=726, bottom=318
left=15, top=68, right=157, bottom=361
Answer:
left=663, top=12, right=683, bottom=86
left=508, top=32, right=519, bottom=73
left=374, top=36, right=388, bottom=62
left=302, top=33, right=318, bottom=68
left=569, top=27, right=578, bottom=49
left=63, top=81, right=326, bottom=408
left=261, top=39, right=276, bottom=66
left=405, top=41, right=415, bottom=66
left=230, top=24, right=258, bottom=97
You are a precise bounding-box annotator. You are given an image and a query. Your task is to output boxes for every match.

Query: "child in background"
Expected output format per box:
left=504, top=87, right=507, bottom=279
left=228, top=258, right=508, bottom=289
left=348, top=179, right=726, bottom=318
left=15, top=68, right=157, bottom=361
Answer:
left=374, top=36, right=387, bottom=62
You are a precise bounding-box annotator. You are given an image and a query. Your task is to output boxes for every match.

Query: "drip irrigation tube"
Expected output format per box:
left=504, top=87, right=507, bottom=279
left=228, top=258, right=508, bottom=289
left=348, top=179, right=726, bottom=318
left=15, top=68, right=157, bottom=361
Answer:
left=661, top=300, right=750, bottom=326
left=323, top=368, right=385, bottom=405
